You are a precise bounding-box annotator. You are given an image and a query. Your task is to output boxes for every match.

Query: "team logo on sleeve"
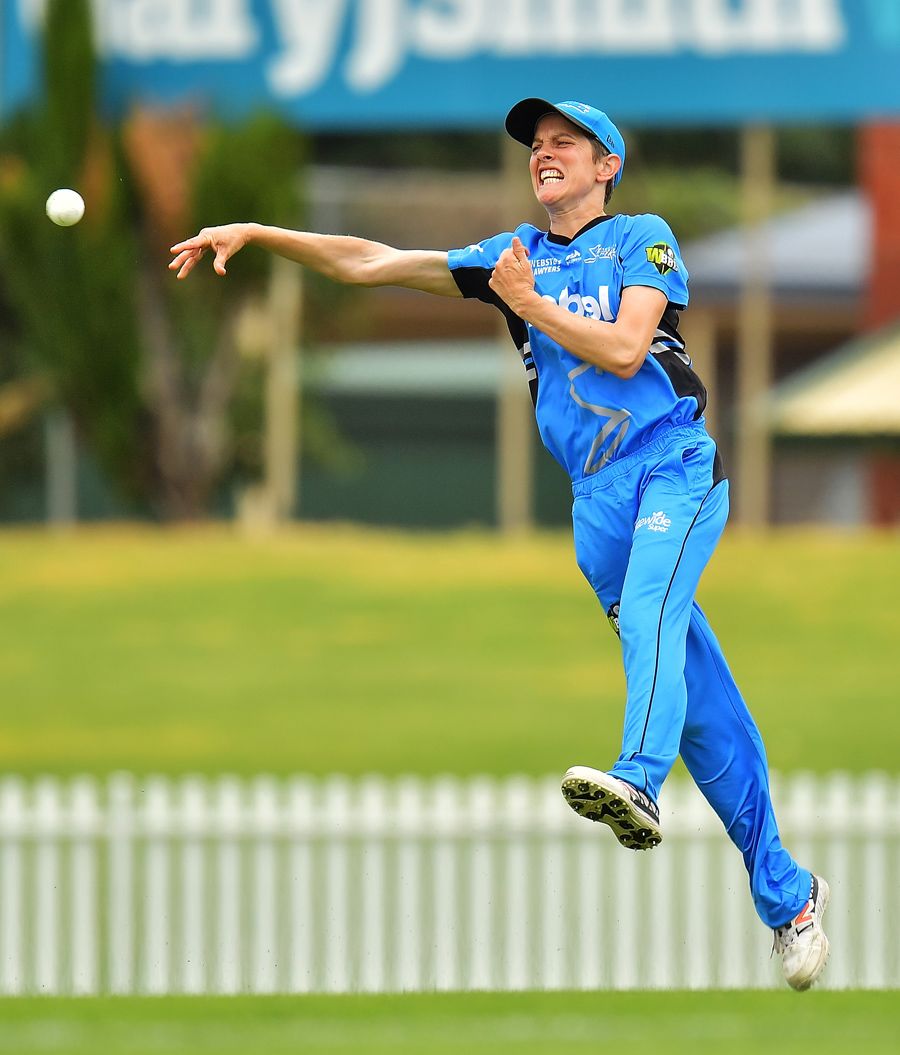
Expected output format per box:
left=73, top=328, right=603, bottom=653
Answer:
left=645, top=242, right=678, bottom=275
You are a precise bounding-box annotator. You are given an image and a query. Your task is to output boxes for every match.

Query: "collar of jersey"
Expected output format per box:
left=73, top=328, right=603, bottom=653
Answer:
left=545, top=214, right=615, bottom=246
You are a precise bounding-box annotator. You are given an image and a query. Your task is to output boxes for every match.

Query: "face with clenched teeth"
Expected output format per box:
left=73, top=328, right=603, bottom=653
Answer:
left=529, top=113, right=612, bottom=215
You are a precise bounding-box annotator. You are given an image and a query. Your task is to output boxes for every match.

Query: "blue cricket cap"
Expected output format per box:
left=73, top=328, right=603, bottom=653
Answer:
left=505, top=98, right=626, bottom=186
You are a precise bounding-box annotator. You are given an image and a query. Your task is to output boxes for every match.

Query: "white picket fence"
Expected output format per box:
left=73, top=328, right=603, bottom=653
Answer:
left=0, top=772, right=898, bottom=995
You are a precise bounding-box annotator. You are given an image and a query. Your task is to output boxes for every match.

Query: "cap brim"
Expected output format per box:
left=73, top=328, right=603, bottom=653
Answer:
left=505, top=98, right=567, bottom=147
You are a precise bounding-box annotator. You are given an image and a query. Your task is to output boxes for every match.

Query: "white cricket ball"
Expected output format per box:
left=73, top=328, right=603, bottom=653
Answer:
left=46, top=188, right=85, bottom=227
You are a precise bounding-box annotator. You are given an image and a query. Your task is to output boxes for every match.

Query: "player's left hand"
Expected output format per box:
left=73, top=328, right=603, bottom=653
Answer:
left=489, top=236, right=537, bottom=314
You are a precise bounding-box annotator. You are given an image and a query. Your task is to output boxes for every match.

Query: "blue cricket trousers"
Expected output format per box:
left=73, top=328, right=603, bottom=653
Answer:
left=571, top=421, right=810, bottom=928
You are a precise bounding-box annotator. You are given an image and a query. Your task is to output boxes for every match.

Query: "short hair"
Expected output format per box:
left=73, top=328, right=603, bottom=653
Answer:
left=589, top=137, right=615, bottom=206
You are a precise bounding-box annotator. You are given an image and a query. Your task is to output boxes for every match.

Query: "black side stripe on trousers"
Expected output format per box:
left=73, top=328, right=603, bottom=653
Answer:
left=632, top=479, right=726, bottom=779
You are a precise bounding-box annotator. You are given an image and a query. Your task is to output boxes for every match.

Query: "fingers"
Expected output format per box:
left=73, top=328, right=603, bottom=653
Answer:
left=168, top=248, right=203, bottom=280
left=168, top=229, right=230, bottom=279
left=491, top=245, right=525, bottom=283
left=169, top=236, right=207, bottom=254
left=494, top=247, right=515, bottom=269
left=168, top=248, right=198, bottom=271
left=495, top=238, right=531, bottom=272
left=169, top=233, right=207, bottom=281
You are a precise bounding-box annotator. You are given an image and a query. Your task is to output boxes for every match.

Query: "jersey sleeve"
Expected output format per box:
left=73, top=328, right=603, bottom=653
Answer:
left=447, top=231, right=514, bottom=304
left=619, top=214, right=690, bottom=309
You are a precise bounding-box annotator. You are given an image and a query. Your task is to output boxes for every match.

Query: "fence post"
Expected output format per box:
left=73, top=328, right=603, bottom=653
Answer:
left=539, top=776, right=567, bottom=990
left=431, top=775, right=461, bottom=993
left=215, top=776, right=243, bottom=994
left=321, top=775, right=352, bottom=993
left=649, top=782, right=681, bottom=989
left=466, top=777, right=496, bottom=989
left=395, top=776, right=425, bottom=992
left=683, top=784, right=713, bottom=989
left=500, top=775, right=533, bottom=991
left=822, top=772, right=853, bottom=988
left=610, top=826, right=640, bottom=990
left=359, top=775, right=388, bottom=993
left=108, top=773, right=135, bottom=994
left=34, top=778, right=61, bottom=993
left=143, top=777, right=172, bottom=994
left=717, top=814, right=750, bottom=989
left=249, top=776, right=279, bottom=994
left=0, top=778, right=25, bottom=994
left=859, top=772, right=891, bottom=989
left=70, top=777, right=99, bottom=995
left=287, top=777, right=314, bottom=993
left=179, top=776, right=207, bottom=994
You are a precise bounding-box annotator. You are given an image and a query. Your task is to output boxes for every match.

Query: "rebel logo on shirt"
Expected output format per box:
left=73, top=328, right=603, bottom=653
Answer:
left=645, top=242, right=678, bottom=275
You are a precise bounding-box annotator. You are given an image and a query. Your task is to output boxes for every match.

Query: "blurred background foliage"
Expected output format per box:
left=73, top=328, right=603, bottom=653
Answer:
left=0, top=0, right=305, bottom=520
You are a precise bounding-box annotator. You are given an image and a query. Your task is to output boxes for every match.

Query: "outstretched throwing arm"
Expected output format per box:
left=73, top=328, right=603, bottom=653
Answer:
left=168, top=223, right=461, bottom=297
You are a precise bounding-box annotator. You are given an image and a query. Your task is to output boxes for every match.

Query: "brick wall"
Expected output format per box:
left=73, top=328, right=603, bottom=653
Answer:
left=859, top=124, right=900, bottom=330
left=858, top=124, right=900, bottom=525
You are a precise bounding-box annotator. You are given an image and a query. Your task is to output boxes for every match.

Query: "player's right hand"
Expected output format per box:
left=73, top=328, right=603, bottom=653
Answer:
left=168, top=223, right=252, bottom=279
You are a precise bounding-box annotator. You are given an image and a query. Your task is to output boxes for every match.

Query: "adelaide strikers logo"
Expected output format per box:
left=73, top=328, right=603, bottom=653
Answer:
left=645, top=242, right=678, bottom=275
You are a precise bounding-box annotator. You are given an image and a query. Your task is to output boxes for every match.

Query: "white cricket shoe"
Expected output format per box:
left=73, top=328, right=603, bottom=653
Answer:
left=561, top=766, right=662, bottom=850
left=773, top=875, right=830, bottom=991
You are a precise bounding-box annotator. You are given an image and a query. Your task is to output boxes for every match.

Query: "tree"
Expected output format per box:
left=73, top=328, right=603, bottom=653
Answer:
left=0, top=0, right=304, bottom=519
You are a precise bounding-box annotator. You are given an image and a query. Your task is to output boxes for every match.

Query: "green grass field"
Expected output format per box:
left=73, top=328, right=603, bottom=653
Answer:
left=0, top=525, right=897, bottom=776
left=1, top=991, right=898, bottom=1054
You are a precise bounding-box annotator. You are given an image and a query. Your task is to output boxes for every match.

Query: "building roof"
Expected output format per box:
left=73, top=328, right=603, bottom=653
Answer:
left=683, top=190, right=869, bottom=305
left=769, top=322, right=900, bottom=436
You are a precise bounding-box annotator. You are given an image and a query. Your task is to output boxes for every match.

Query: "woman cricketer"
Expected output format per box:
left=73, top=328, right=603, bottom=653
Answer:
left=170, top=97, right=829, bottom=991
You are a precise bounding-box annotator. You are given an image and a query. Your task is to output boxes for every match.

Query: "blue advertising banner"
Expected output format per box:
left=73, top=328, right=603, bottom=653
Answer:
left=3, top=0, right=900, bottom=127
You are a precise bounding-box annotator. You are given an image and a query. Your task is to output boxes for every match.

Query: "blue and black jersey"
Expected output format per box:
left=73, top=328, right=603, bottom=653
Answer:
left=448, top=213, right=708, bottom=483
